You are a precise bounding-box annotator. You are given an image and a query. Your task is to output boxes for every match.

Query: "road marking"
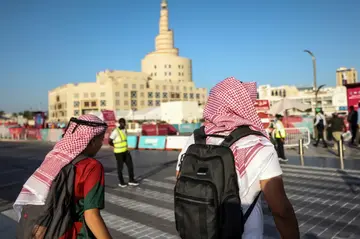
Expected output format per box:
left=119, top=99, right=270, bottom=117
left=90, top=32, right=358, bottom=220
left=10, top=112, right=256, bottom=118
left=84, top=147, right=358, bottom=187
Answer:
left=1, top=209, right=17, bottom=221
left=0, top=168, right=24, bottom=176
left=100, top=211, right=178, bottom=239
left=105, top=192, right=174, bottom=222
left=0, top=181, right=23, bottom=189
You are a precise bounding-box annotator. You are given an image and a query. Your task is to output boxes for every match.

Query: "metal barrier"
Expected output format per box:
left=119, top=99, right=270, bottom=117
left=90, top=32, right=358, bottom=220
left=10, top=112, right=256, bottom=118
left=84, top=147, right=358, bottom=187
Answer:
left=272, top=127, right=311, bottom=148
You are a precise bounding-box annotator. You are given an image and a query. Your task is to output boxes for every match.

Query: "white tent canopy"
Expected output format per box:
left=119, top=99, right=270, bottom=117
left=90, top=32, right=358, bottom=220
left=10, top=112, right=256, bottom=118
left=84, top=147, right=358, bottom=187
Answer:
left=269, top=98, right=311, bottom=115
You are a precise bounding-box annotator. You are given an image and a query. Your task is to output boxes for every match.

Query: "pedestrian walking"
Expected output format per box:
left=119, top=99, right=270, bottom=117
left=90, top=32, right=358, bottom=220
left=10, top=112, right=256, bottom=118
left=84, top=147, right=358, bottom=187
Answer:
left=313, top=109, right=328, bottom=148
left=15, top=115, right=112, bottom=239
left=175, top=77, right=299, bottom=239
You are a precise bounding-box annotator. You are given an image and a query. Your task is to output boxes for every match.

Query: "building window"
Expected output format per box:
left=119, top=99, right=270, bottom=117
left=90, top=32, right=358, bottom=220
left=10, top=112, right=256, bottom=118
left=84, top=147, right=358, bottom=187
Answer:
left=74, top=110, right=79, bottom=116
left=156, top=100, right=160, bottom=106
left=74, top=93, right=79, bottom=99
left=189, top=93, right=194, bottom=99
left=155, top=92, right=161, bottom=98
left=169, top=65, right=171, bottom=68
left=131, top=100, right=137, bottom=107
left=165, top=72, right=167, bottom=76
left=131, top=91, right=137, bottom=98
left=132, top=84, right=136, bottom=89
left=196, top=93, right=200, bottom=99
left=91, top=101, right=97, bottom=107
left=84, top=93, right=88, bottom=98
left=156, top=85, right=159, bottom=90
left=124, top=100, right=129, bottom=106
left=91, top=92, right=96, bottom=98
left=176, top=86, right=179, bottom=91
left=154, top=72, right=157, bottom=76
left=184, top=93, right=188, bottom=99
left=115, top=100, right=120, bottom=106
left=148, top=92, right=153, bottom=98
left=124, top=84, right=128, bottom=89
left=169, top=72, right=171, bottom=76
left=100, top=100, right=106, bottom=107
left=73, top=101, right=80, bottom=108
left=178, top=72, right=181, bottom=76
left=140, top=84, right=144, bottom=89
left=163, top=92, right=168, bottom=98
left=140, top=100, right=145, bottom=106
left=165, top=65, right=167, bottom=68
left=163, top=85, right=167, bottom=90
left=178, top=65, right=181, bottom=69
left=184, top=86, right=187, bottom=91
left=148, top=100, right=153, bottom=106
left=84, top=101, right=90, bottom=107
left=100, top=92, right=106, bottom=97
left=140, top=92, right=144, bottom=97
left=115, top=92, right=120, bottom=97
left=171, top=86, right=174, bottom=90
left=124, top=92, right=129, bottom=97
left=154, top=65, right=157, bottom=69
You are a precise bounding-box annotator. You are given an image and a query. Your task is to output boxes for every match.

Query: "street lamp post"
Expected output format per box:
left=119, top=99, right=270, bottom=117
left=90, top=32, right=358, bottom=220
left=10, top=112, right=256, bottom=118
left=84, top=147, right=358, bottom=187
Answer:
left=304, top=50, right=317, bottom=109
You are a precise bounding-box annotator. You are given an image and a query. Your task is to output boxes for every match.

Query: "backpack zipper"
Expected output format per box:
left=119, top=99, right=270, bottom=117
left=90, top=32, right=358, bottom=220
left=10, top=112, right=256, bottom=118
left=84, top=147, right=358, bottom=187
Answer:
left=175, top=194, right=213, bottom=205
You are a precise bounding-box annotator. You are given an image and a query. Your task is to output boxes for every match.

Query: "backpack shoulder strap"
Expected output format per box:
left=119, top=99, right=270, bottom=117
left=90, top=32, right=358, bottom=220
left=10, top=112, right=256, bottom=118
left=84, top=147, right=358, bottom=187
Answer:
left=193, top=126, right=228, bottom=145
left=244, top=192, right=261, bottom=222
left=193, top=126, right=206, bottom=144
left=220, top=125, right=265, bottom=148
left=71, top=155, right=88, bottom=166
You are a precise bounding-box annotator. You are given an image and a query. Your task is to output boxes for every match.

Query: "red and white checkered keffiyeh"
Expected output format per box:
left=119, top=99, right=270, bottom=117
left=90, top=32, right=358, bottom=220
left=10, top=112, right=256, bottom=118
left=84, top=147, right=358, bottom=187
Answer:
left=13, top=114, right=107, bottom=219
left=203, top=77, right=268, bottom=176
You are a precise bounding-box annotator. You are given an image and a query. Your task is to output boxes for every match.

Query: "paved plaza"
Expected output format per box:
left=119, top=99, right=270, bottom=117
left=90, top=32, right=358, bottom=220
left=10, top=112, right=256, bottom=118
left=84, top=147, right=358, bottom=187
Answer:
left=0, top=141, right=360, bottom=238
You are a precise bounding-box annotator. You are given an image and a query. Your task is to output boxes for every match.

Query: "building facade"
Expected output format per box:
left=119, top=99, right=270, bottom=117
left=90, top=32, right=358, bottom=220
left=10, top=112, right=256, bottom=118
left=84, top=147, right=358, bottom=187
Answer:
left=48, top=0, right=207, bottom=122
left=336, top=67, right=358, bottom=86
left=257, top=84, right=347, bottom=116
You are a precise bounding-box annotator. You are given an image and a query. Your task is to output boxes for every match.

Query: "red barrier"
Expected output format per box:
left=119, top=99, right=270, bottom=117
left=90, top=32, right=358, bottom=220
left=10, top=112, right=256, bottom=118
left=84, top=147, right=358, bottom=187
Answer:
left=8, top=127, right=24, bottom=140
left=141, top=124, right=178, bottom=136
left=26, top=128, right=41, bottom=140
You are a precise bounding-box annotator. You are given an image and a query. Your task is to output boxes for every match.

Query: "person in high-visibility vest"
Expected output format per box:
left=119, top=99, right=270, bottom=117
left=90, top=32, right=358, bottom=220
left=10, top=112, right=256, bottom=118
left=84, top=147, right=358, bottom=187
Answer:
left=274, top=114, right=288, bottom=162
left=109, top=118, right=139, bottom=187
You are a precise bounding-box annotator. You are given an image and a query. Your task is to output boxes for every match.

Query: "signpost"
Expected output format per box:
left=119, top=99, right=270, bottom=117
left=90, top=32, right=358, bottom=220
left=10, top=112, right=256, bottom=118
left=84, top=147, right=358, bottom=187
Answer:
left=345, top=83, right=360, bottom=111
left=255, top=100, right=270, bottom=111
left=101, top=110, right=116, bottom=127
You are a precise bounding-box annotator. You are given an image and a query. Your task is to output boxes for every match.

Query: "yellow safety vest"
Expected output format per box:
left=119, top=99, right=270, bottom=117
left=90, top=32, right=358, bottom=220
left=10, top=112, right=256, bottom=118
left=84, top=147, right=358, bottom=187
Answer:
left=275, top=121, right=286, bottom=139
left=113, top=128, right=128, bottom=153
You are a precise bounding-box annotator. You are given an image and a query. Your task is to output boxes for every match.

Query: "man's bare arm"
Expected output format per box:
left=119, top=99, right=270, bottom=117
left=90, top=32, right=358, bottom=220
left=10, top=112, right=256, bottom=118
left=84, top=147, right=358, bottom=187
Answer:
left=84, top=208, right=112, bottom=239
left=260, top=176, right=300, bottom=239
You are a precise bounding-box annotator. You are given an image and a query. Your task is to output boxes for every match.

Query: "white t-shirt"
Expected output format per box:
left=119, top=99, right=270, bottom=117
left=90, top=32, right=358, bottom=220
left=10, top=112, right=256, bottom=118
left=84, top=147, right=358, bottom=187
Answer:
left=109, top=128, right=127, bottom=142
left=176, top=134, right=282, bottom=239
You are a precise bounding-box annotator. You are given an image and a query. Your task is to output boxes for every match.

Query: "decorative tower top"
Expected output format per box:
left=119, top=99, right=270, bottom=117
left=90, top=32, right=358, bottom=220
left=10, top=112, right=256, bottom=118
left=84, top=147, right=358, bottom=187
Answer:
left=153, top=0, right=178, bottom=55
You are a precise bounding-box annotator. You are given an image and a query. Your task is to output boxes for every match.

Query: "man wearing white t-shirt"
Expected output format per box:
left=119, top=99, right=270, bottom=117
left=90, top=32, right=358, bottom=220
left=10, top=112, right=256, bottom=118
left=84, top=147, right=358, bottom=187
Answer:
left=109, top=118, right=139, bottom=187
left=175, top=78, right=299, bottom=238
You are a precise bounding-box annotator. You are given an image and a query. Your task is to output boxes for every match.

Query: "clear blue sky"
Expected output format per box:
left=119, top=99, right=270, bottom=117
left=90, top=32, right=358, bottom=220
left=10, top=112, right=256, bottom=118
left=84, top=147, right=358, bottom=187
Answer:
left=0, top=0, right=359, bottom=112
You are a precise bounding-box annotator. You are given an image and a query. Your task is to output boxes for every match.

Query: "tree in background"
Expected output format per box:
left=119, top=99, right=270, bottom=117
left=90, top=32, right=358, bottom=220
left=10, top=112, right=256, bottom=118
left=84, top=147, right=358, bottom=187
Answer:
left=18, top=111, right=33, bottom=120
left=0, top=110, right=4, bottom=117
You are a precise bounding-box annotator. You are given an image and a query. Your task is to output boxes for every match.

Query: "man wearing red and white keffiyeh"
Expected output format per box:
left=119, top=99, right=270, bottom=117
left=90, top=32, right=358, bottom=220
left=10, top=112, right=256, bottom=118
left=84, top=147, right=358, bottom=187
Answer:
left=14, top=114, right=112, bottom=239
left=176, top=77, right=299, bottom=238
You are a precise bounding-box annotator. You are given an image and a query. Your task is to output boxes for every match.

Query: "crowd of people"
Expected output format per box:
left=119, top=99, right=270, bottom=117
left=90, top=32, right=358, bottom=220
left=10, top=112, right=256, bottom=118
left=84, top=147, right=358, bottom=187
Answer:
left=13, top=77, right=302, bottom=238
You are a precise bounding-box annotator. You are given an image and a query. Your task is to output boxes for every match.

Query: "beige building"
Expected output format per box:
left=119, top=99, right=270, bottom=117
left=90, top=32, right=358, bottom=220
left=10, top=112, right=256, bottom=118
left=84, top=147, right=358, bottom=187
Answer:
left=48, top=0, right=207, bottom=122
left=336, top=67, right=357, bottom=86
left=257, top=84, right=347, bottom=116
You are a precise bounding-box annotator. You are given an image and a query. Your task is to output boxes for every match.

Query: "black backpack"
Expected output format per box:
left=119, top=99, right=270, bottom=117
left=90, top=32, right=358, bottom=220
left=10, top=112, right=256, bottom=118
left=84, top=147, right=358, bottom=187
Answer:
left=174, top=125, right=265, bottom=239
left=16, top=156, right=88, bottom=239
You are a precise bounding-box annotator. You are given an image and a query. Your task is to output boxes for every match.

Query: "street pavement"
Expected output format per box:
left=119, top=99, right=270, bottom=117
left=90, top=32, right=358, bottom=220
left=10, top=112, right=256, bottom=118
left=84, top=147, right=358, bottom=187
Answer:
left=0, top=141, right=360, bottom=238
